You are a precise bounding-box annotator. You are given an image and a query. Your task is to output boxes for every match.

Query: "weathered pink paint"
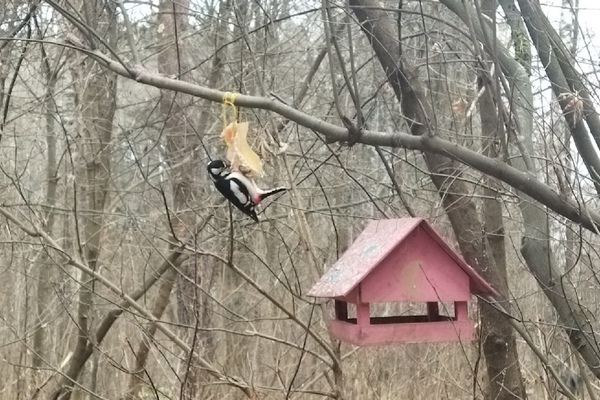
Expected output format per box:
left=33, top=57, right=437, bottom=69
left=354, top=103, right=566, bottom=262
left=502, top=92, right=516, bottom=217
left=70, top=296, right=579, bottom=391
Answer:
left=329, top=318, right=475, bottom=345
left=308, top=218, right=498, bottom=345
left=455, top=301, right=468, bottom=321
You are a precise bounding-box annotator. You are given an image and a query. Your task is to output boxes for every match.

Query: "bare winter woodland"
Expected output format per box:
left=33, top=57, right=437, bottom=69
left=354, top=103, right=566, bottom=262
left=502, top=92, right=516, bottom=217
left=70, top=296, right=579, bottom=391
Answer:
left=1, top=0, right=600, bottom=399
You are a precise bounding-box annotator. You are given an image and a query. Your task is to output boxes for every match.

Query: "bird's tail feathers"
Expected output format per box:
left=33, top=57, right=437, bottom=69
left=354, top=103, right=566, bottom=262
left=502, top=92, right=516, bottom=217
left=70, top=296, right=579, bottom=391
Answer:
left=256, top=187, right=287, bottom=202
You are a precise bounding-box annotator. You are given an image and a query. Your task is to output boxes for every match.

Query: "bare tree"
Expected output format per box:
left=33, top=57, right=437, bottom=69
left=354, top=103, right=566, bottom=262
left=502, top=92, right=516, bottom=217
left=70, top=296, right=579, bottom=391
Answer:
left=49, top=1, right=118, bottom=398
left=125, top=0, right=199, bottom=398
left=3, top=1, right=600, bottom=399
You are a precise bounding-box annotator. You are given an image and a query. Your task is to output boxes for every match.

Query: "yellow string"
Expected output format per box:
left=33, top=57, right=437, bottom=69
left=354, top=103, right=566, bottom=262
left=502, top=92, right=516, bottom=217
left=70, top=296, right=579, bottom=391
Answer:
left=221, top=91, right=239, bottom=129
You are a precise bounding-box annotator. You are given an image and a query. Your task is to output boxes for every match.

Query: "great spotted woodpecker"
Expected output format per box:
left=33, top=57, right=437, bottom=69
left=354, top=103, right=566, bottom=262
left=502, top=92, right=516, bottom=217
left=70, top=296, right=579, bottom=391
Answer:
left=207, top=159, right=286, bottom=222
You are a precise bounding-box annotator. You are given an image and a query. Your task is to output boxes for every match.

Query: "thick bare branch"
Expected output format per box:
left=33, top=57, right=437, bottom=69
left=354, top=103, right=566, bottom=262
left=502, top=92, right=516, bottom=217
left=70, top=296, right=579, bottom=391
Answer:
left=52, top=45, right=600, bottom=233
left=516, top=0, right=600, bottom=193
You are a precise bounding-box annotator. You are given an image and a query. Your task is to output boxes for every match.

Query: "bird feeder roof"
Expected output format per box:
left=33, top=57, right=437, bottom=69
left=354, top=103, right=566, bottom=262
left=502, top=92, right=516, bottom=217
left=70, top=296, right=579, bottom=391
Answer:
left=308, top=218, right=499, bottom=299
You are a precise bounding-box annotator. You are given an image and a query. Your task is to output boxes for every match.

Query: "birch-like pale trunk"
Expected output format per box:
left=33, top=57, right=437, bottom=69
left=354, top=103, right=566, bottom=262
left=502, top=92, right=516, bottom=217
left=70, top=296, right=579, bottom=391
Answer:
left=51, top=2, right=118, bottom=399
left=32, top=60, right=59, bottom=370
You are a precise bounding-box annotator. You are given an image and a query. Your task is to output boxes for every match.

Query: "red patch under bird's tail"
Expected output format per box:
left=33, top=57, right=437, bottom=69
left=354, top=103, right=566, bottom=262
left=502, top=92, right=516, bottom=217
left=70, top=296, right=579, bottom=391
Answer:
left=256, top=187, right=287, bottom=204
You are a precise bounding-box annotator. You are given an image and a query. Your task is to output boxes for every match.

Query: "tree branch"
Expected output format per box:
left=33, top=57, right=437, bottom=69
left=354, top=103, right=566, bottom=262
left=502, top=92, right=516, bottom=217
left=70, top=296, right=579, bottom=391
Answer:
left=516, top=0, right=600, bottom=194
left=29, top=41, right=600, bottom=233
left=0, top=206, right=255, bottom=398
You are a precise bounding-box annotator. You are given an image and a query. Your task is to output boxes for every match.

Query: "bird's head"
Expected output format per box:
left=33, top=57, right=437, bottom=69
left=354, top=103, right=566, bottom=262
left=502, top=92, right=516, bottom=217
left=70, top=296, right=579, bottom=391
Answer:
left=207, top=159, right=228, bottom=180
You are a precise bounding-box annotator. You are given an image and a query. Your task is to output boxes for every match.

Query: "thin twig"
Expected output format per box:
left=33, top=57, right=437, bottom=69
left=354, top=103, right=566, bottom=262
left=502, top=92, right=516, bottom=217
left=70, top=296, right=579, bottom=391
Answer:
left=375, top=146, right=415, bottom=216
left=116, top=0, right=141, bottom=64
left=17, top=39, right=600, bottom=232
left=1, top=22, right=31, bottom=138
left=484, top=296, right=579, bottom=400
left=45, top=0, right=134, bottom=75
left=196, top=249, right=342, bottom=370
left=0, top=2, right=37, bottom=53
left=0, top=206, right=255, bottom=398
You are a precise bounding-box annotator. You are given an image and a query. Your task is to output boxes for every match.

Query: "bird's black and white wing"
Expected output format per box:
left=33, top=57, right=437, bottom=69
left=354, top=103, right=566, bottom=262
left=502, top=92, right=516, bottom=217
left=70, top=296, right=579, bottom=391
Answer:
left=207, top=159, right=285, bottom=222
left=214, top=174, right=259, bottom=222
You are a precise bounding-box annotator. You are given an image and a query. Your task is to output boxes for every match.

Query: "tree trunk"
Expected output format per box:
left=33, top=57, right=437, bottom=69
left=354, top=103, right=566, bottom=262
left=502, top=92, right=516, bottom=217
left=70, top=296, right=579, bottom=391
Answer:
left=480, top=61, right=527, bottom=400
left=125, top=268, right=178, bottom=400
left=32, top=66, right=59, bottom=370
left=505, top=0, right=600, bottom=380
left=51, top=2, right=118, bottom=399
left=125, top=1, right=201, bottom=399
left=348, top=2, right=527, bottom=398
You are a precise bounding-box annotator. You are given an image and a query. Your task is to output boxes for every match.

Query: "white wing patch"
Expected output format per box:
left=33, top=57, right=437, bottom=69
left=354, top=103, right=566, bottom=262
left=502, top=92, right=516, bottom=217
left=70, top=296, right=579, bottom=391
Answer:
left=230, top=181, right=250, bottom=205
left=228, top=172, right=259, bottom=199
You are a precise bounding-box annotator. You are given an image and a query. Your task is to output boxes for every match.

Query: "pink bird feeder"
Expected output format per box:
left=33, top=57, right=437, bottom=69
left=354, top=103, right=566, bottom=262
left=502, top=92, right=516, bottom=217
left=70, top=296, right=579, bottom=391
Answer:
left=308, top=218, right=498, bottom=345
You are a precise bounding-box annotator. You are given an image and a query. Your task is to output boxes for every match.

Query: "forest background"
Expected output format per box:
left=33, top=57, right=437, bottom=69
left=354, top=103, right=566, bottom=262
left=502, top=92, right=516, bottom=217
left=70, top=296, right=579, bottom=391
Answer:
left=0, top=0, right=599, bottom=399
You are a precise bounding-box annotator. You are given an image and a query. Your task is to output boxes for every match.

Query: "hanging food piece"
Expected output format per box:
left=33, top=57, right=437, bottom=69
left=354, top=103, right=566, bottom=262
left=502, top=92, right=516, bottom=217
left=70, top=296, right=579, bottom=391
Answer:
left=221, top=121, right=264, bottom=177
left=210, top=92, right=287, bottom=222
